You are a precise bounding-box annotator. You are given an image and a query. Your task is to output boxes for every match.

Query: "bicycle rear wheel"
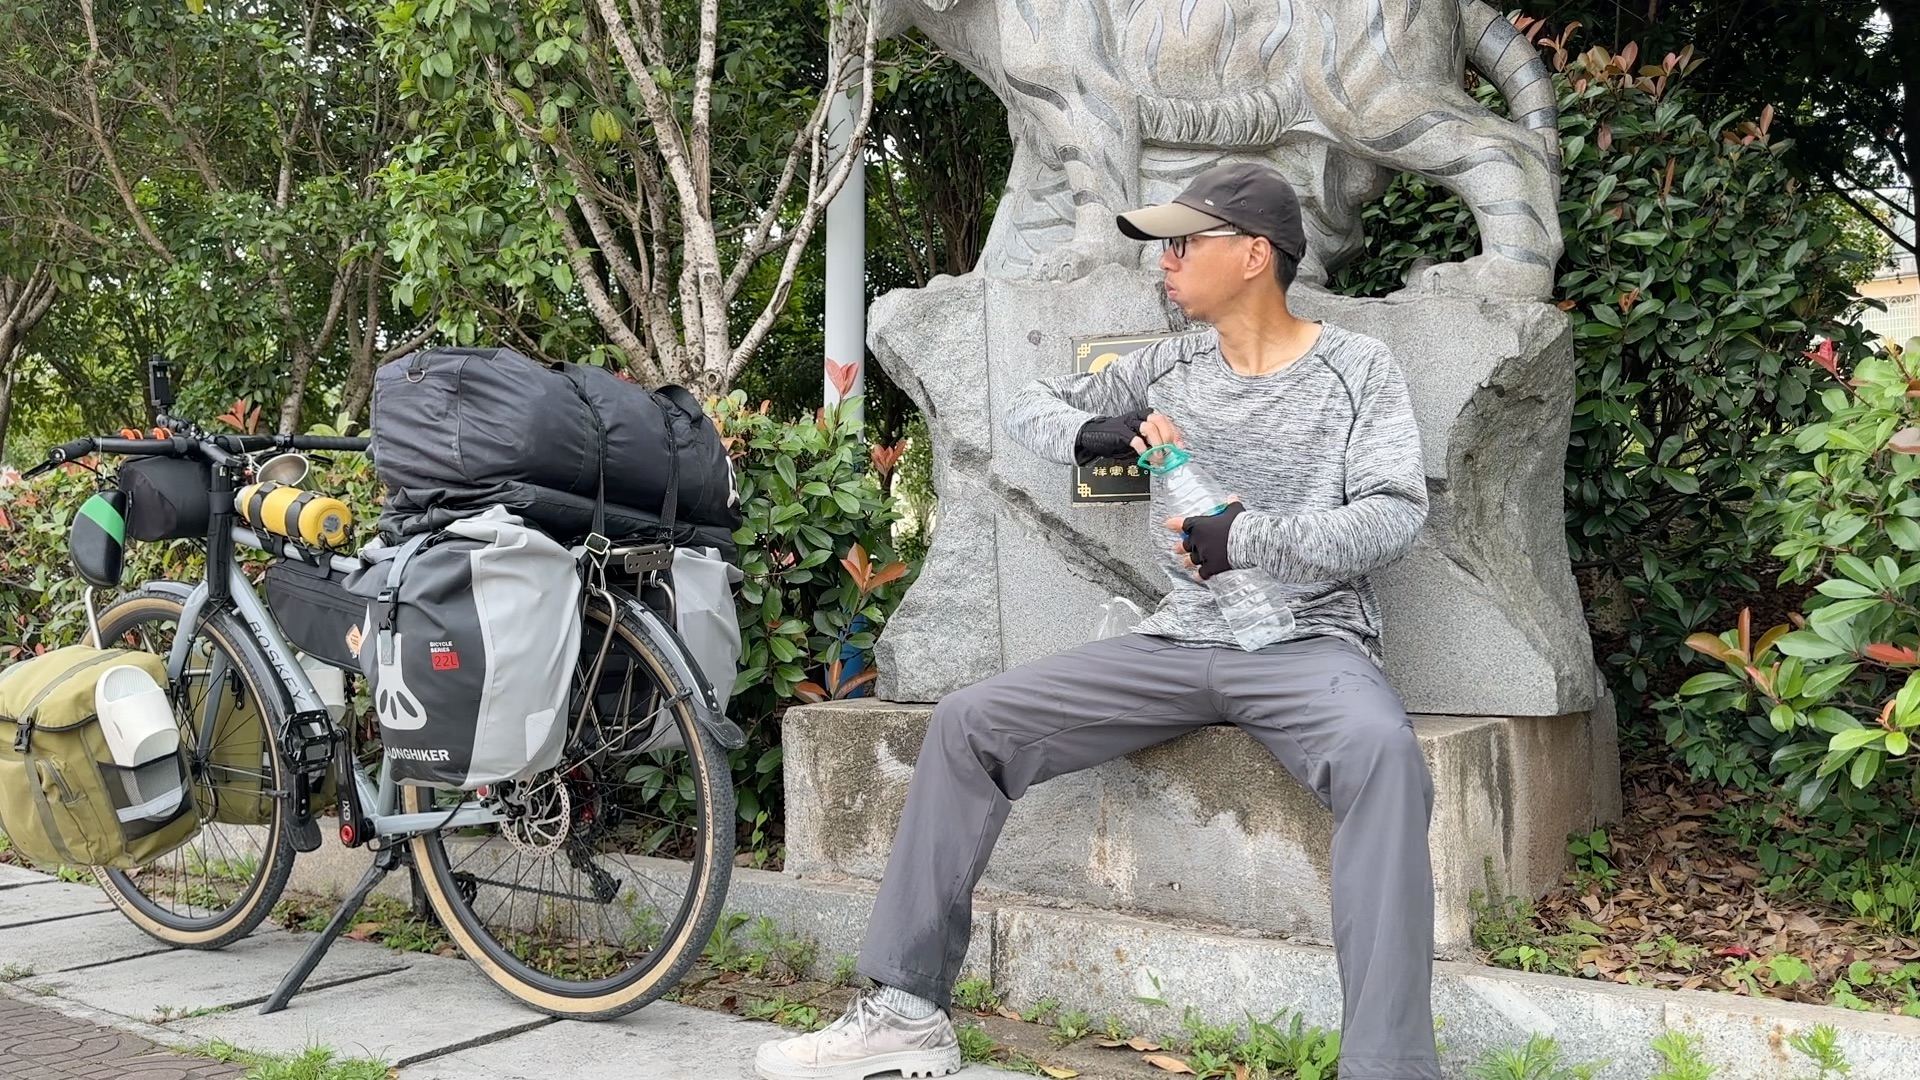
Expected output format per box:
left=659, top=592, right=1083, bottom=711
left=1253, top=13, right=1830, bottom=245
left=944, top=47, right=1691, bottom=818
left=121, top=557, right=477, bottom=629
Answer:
left=92, top=588, right=295, bottom=948
left=406, top=597, right=735, bottom=1019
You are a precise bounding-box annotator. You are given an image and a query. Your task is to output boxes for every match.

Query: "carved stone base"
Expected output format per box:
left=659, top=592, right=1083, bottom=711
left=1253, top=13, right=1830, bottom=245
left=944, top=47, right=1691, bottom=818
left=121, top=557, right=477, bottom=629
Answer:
left=784, top=701, right=1621, bottom=956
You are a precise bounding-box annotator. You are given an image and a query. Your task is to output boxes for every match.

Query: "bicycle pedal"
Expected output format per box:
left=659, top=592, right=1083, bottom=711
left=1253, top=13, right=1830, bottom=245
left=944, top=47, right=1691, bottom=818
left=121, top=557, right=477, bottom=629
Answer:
left=290, top=817, right=322, bottom=853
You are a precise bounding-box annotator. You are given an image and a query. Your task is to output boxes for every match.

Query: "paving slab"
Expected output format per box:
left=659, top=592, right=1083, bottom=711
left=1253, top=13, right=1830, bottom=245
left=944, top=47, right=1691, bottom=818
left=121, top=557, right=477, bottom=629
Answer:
left=19, top=927, right=408, bottom=1020
left=0, top=880, right=117, bottom=928
left=169, top=948, right=554, bottom=1066
left=0, top=910, right=176, bottom=975
left=0, top=991, right=248, bottom=1080
left=403, top=1002, right=1024, bottom=1080
left=0, top=864, right=53, bottom=889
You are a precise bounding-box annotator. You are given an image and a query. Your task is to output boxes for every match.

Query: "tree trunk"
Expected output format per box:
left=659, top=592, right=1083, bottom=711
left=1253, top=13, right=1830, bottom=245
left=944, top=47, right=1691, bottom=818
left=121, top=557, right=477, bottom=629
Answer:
left=278, top=342, right=315, bottom=435
left=0, top=368, right=14, bottom=466
left=1895, top=2, right=1920, bottom=254
left=0, top=267, right=58, bottom=462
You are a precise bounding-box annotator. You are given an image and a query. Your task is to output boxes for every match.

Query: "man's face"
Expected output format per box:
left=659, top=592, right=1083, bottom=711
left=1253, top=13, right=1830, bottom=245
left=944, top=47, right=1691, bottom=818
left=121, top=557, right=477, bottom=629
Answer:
left=1158, top=230, right=1260, bottom=322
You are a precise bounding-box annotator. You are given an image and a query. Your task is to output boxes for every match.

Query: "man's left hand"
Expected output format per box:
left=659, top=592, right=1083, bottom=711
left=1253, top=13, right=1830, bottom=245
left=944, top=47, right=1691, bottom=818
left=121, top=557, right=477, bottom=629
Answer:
left=1165, top=501, right=1244, bottom=581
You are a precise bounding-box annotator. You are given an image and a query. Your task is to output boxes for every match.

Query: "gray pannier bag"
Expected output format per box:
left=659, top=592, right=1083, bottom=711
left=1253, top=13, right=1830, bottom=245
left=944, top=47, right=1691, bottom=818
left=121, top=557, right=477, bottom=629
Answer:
left=346, top=507, right=583, bottom=788
left=588, top=545, right=742, bottom=757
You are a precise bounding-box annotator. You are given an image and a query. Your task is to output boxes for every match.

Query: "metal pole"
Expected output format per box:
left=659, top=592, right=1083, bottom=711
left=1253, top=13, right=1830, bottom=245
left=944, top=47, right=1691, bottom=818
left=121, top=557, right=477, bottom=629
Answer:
left=823, top=39, right=866, bottom=426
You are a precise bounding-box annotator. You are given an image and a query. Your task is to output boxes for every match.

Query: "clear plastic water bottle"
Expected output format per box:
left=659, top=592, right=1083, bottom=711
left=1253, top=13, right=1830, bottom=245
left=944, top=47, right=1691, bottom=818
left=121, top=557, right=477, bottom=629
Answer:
left=1140, top=444, right=1297, bottom=651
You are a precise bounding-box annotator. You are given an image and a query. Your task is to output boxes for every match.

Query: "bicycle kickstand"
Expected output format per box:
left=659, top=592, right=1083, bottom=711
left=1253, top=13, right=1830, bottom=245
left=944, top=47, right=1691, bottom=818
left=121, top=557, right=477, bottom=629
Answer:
left=259, top=842, right=405, bottom=1014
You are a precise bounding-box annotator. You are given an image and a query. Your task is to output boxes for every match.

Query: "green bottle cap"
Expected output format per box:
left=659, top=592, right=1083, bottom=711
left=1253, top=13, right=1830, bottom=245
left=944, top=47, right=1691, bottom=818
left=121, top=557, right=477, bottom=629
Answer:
left=1137, top=443, right=1189, bottom=475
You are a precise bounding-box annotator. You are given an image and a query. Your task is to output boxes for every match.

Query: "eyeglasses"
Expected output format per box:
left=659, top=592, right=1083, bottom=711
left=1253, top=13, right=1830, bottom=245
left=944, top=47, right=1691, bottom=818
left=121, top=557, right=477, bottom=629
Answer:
left=1164, top=228, right=1245, bottom=259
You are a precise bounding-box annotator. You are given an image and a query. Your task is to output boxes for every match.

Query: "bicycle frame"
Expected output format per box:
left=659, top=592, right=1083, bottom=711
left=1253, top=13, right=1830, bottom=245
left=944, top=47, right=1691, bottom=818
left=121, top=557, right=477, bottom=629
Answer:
left=165, top=540, right=507, bottom=841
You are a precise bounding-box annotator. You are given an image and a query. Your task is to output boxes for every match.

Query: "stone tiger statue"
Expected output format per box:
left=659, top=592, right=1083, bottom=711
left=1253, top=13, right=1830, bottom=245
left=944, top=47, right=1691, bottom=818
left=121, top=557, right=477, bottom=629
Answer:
left=876, top=0, right=1563, bottom=298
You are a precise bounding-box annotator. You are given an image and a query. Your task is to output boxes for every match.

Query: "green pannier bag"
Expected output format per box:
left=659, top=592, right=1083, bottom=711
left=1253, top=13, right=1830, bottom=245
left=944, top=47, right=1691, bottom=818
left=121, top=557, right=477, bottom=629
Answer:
left=0, top=646, right=200, bottom=869
left=202, top=673, right=274, bottom=826
left=196, top=656, right=333, bottom=826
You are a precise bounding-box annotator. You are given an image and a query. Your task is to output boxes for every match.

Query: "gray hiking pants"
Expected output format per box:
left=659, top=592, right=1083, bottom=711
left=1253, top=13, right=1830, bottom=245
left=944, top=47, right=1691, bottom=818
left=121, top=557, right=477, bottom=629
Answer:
left=854, top=633, right=1439, bottom=1080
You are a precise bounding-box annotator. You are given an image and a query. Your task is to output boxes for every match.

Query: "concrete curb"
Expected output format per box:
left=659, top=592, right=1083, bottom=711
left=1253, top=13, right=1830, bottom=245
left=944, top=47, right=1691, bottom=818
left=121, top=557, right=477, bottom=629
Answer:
left=218, top=833, right=1920, bottom=1079
left=726, top=867, right=1920, bottom=1080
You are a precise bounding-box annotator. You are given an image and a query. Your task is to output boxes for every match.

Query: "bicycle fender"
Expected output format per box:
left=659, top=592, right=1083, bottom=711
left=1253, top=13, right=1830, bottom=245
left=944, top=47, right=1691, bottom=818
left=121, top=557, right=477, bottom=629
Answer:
left=622, top=598, right=747, bottom=750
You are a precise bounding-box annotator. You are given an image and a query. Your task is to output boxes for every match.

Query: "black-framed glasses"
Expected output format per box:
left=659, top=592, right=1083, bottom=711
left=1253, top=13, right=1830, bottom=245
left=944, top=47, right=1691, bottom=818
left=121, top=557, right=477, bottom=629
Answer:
left=1164, top=228, right=1244, bottom=259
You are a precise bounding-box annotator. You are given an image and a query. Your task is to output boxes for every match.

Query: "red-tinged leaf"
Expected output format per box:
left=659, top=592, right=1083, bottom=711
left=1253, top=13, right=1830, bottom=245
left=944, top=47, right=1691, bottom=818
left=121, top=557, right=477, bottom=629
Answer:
left=1743, top=665, right=1773, bottom=695
left=825, top=359, right=859, bottom=398
left=870, top=441, right=906, bottom=477
left=793, top=681, right=829, bottom=704
left=1865, top=643, right=1918, bottom=665
left=1888, top=427, right=1920, bottom=455
left=1597, top=122, right=1613, bottom=151
left=1755, top=624, right=1791, bottom=658
left=1685, top=633, right=1739, bottom=664
left=841, top=555, right=869, bottom=590
left=1804, top=340, right=1840, bottom=380
left=1880, top=699, right=1899, bottom=730
left=1738, top=608, right=1752, bottom=657
left=868, top=561, right=909, bottom=590
left=825, top=656, right=845, bottom=690
left=1720, top=946, right=1751, bottom=958
left=1759, top=103, right=1774, bottom=134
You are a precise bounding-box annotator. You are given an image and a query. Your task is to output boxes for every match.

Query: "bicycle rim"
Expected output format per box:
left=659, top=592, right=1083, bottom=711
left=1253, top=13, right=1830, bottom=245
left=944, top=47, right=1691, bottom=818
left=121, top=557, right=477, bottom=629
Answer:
left=94, top=591, right=295, bottom=948
left=408, top=602, right=735, bottom=1018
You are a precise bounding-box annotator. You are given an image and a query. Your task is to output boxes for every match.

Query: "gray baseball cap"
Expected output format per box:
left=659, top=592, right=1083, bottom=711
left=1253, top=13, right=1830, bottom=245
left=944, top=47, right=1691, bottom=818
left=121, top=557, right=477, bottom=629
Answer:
left=1116, top=162, right=1307, bottom=261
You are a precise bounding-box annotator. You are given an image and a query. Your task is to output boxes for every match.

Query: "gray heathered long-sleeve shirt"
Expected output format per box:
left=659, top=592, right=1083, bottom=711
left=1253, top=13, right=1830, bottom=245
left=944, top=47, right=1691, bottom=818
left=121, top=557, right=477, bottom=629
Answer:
left=1003, top=323, right=1429, bottom=661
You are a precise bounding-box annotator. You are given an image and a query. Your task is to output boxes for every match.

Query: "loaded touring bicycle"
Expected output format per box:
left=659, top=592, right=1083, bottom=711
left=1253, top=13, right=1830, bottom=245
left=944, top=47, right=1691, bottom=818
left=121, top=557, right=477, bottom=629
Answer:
left=3, top=355, right=746, bottom=1019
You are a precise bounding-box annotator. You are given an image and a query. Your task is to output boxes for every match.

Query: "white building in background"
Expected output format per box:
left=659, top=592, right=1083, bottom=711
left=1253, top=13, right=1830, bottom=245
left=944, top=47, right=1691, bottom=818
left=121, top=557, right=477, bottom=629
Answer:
left=1857, top=201, right=1918, bottom=346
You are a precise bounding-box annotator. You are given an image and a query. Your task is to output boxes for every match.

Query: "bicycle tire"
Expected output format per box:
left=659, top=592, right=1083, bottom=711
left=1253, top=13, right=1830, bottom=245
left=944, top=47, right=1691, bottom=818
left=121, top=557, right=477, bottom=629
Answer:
left=406, top=598, right=736, bottom=1019
left=93, top=588, right=297, bottom=948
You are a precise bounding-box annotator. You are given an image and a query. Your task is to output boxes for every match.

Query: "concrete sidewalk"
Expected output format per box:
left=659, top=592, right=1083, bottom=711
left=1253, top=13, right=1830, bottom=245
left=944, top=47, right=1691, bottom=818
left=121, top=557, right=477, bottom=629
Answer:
left=0, top=863, right=1016, bottom=1079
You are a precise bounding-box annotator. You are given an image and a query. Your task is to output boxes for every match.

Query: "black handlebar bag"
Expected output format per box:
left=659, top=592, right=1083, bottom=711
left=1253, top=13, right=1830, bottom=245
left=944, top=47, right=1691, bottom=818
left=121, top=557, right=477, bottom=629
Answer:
left=118, top=456, right=213, bottom=542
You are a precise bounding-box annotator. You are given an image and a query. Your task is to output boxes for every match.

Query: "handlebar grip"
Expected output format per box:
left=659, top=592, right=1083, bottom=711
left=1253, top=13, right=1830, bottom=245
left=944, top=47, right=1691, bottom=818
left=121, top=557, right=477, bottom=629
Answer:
left=49, top=437, right=96, bottom=463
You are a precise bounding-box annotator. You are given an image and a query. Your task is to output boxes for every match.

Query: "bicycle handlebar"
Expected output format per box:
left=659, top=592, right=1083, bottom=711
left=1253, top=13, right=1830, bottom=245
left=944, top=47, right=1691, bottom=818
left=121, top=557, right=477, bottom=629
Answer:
left=22, top=429, right=369, bottom=480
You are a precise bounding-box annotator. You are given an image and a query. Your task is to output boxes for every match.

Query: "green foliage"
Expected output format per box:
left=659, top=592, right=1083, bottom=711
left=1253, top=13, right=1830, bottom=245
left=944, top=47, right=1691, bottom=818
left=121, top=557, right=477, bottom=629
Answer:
left=193, top=1039, right=391, bottom=1080
left=1566, top=828, right=1619, bottom=892
left=1468, top=1034, right=1603, bottom=1080
left=716, top=392, right=910, bottom=714
left=1331, top=36, right=1880, bottom=744
left=1649, top=1031, right=1717, bottom=1080
left=954, top=1020, right=998, bottom=1064
left=952, top=976, right=1002, bottom=1012
left=1673, top=345, right=1920, bottom=820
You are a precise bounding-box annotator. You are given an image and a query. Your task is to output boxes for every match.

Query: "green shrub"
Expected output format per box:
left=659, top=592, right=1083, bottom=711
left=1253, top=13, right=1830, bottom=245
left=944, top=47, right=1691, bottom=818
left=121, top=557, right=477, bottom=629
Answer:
left=1675, top=344, right=1920, bottom=811
left=1331, top=35, right=1880, bottom=740
left=708, top=392, right=915, bottom=825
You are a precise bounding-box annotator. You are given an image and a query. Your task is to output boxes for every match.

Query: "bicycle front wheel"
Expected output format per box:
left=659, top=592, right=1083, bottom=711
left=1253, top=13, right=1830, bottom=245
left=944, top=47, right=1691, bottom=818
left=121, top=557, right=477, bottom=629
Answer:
left=406, top=598, right=736, bottom=1019
left=92, top=587, right=296, bottom=948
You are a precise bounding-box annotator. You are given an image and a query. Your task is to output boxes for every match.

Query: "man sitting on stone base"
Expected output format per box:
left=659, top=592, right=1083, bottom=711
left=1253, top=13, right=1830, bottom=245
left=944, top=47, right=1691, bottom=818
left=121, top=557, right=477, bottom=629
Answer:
left=756, top=162, right=1440, bottom=1080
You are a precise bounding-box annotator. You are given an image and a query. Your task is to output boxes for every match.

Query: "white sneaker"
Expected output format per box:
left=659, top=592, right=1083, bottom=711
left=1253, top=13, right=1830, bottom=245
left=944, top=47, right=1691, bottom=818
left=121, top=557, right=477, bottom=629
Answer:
left=754, top=987, right=962, bottom=1080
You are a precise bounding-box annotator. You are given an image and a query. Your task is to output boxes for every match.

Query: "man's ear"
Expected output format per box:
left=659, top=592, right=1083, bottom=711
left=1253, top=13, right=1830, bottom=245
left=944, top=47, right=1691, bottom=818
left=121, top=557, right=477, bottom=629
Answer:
left=1243, top=235, right=1272, bottom=283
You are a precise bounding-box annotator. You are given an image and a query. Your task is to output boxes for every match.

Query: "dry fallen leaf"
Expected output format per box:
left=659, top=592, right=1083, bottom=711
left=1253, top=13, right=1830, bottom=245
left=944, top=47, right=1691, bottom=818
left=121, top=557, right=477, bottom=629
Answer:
left=1143, top=1054, right=1196, bottom=1074
left=996, top=1006, right=1023, bottom=1022
left=1040, top=1068, right=1079, bottom=1078
left=1126, top=1037, right=1164, bottom=1052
